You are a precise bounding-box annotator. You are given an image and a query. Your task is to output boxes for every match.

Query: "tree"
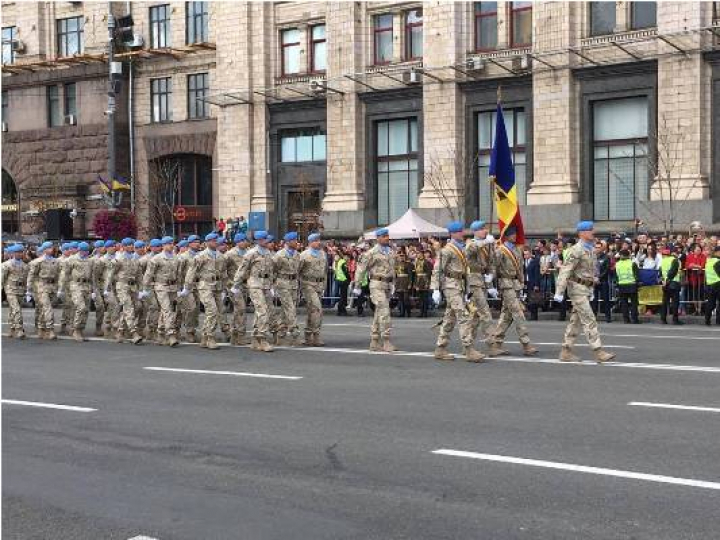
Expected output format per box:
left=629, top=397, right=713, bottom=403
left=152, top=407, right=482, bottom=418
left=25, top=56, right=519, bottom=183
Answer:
left=423, top=146, right=480, bottom=222
left=139, top=157, right=183, bottom=237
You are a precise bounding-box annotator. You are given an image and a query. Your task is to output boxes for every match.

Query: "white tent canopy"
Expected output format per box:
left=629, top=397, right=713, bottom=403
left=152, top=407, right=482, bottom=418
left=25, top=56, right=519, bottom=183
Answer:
left=363, top=209, right=448, bottom=240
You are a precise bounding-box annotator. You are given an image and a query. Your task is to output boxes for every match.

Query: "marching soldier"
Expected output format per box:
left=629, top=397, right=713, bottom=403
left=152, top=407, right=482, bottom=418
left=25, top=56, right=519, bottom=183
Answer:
left=27, top=241, right=60, bottom=340
left=138, top=239, right=162, bottom=340
left=298, top=233, right=328, bottom=346
left=232, top=230, right=275, bottom=352
left=413, top=251, right=432, bottom=318
left=58, top=242, right=78, bottom=335
left=58, top=242, right=97, bottom=342
left=354, top=228, right=397, bottom=352
left=705, top=245, right=720, bottom=326
left=554, top=221, right=615, bottom=363
left=394, top=251, right=413, bottom=317
left=101, top=240, right=122, bottom=336
left=91, top=240, right=107, bottom=336
left=430, top=222, right=484, bottom=362
left=181, top=232, right=227, bottom=350
left=272, top=231, right=301, bottom=346
left=2, top=244, right=28, bottom=339
left=465, top=220, right=498, bottom=344
left=106, top=238, right=144, bottom=344
left=486, top=226, right=538, bottom=357
left=142, top=236, right=180, bottom=347
left=215, top=236, right=232, bottom=339
left=176, top=235, right=202, bottom=342
left=225, top=233, right=250, bottom=345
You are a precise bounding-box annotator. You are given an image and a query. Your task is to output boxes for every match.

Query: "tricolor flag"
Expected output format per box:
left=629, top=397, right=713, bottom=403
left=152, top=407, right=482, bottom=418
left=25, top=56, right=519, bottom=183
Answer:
left=111, top=176, right=131, bottom=191
left=490, top=103, right=525, bottom=244
left=95, top=175, right=111, bottom=193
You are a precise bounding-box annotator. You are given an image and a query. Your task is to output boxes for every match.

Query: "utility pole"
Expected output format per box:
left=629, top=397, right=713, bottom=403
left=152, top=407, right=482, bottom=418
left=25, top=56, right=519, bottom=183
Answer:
left=107, top=1, right=117, bottom=208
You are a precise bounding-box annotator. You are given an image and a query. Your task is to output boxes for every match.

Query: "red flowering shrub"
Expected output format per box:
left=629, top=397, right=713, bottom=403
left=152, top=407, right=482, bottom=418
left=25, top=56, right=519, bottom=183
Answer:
left=93, top=209, right=138, bottom=240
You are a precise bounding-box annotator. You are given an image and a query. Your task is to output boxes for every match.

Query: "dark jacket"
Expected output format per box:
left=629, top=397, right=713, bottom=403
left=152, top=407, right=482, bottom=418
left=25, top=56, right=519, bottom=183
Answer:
left=525, top=254, right=541, bottom=290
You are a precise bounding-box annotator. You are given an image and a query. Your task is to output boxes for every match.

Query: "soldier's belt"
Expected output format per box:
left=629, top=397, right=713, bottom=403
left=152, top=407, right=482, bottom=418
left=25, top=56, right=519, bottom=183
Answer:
left=73, top=279, right=90, bottom=284
left=257, top=274, right=271, bottom=279
left=370, top=275, right=393, bottom=283
left=446, top=270, right=466, bottom=280
left=158, top=279, right=177, bottom=285
left=11, top=279, right=24, bottom=285
left=415, top=273, right=427, bottom=277
left=278, top=273, right=297, bottom=279
left=302, top=277, right=324, bottom=283
left=569, top=277, right=595, bottom=287
left=119, top=280, right=137, bottom=286
left=42, top=278, right=56, bottom=284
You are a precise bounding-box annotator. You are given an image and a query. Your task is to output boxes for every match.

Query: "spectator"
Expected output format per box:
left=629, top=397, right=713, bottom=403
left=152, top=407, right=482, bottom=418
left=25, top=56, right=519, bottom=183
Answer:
left=592, top=240, right=612, bottom=323
left=524, top=247, right=541, bottom=321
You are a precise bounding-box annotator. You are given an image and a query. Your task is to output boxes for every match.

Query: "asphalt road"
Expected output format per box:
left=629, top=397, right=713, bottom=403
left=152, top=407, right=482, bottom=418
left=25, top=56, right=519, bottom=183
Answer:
left=3, top=311, right=720, bottom=540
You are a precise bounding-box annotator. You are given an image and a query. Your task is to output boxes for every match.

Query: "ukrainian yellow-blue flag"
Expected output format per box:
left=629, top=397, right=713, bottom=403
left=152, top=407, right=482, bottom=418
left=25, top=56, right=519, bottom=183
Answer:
left=490, top=103, right=525, bottom=244
left=111, top=177, right=131, bottom=191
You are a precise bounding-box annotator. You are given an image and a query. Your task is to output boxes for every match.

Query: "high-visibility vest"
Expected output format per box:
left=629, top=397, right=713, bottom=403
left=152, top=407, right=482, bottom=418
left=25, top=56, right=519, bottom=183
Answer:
left=661, top=256, right=680, bottom=283
left=706, top=257, right=720, bottom=286
left=334, top=259, right=348, bottom=282
left=616, top=259, right=635, bottom=286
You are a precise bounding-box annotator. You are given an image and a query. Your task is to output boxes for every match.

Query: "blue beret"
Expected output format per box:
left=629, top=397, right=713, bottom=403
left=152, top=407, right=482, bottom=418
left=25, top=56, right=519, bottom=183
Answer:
left=77, top=242, right=90, bottom=251
left=284, top=231, right=298, bottom=242
left=178, top=240, right=189, bottom=248
left=8, top=244, right=23, bottom=253
left=217, top=236, right=226, bottom=244
left=187, top=235, right=200, bottom=243
left=93, top=240, right=105, bottom=249
left=68, top=242, right=79, bottom=250
left=205, top=232, right=218, bottom=242
left=39, top=241, right=54, bottom=252
left=134, top=240, right=146, bottom=249
left=121, top=237, right=134, bottom=246
left=60, top=243, right=69, bottom=252
left=577, top=220, right=594, bottom=232
left=267, top=235, right=275, bottom=242
left=234, top=233, right=246, bottom=243
left=254, top=230, right=268, bottom=240
left=104, top=240, right=116, bottom=248
left=470, top=220, right=486, bottom=231
left=446, top=221, right=464, bottom=234
left=161, top=236, right=174, bottom=245
left=307, top=233, right=321, bottom=242
left=375, top=228, right=389, bottom=237
left=149, top=239, right=162, bottom=248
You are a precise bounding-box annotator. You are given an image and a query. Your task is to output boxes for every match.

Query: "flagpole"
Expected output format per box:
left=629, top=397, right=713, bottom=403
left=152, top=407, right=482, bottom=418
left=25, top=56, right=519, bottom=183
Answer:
left=490, top=84, right=502, bottom=239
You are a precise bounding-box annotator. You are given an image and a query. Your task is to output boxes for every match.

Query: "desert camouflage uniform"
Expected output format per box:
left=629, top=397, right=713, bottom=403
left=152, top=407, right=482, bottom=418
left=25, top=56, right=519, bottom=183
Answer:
left=27, top=254, right=61, bottom=333
left=138, top=252, right=160, bottom=337
left=176, top=249, right=200, bottom=340
left=59, top=254, right=97, bottom=332
left=233, top=245, right=274, bottom=342
left=431, top=241, right=473, bottom=348
left=184, top=247, right=228, bottom=344
left=298, top=248, right=328, bottom=344
left=488, top=242, right=530, bottom=347
left=272, top=246, right=301, bottom=344
left=2, top=256, right=28, bottom=336
left=465, top=238, right=496, bottom=342
left=224, top=246, right=248, bottom=344
left=106, top=251, right=143, bottom=336
left=143, top=251, right=181, bottom=342
left=355, top=245, right=395, bottom=344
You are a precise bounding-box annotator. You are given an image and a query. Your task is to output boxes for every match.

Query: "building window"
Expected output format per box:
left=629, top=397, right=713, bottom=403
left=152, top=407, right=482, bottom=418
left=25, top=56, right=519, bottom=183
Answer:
left=280, top=128, right=326, bottom=162
left=2, top=26, right=17, bottom=65
left=477, top=108, right=527, bottom=222
left=374, top=14, right=393, bottom=65
left=187, top=73, right=209, bottom=119
left=510, top=2, right=532, bottom=48
left=376, top=118, right=419, bottom=225
left=47, top=85, right=62, bottom=127
left=63, top=82, right=76, bottom=118
left=405, top=9, right=423, bottom=60
left=592, top=97, right=649, bottom=221
left=589, top=2, right=616, bottom=36
left=310, top=24, right=326, bottom=73
left=151, top=77, right=172, bottom=123
left=186, top=1, right=209, bottom=44
left=630, top=1, right=656, bottom=30
left=57, top=16, right=84, bottom=57
left=474, top=2, right=498, bottom=51
left=281, top=28, right=300, bottom=75
left=2, top=90, right=8, bottom=124
left=150, top=4, right=171, bottom=48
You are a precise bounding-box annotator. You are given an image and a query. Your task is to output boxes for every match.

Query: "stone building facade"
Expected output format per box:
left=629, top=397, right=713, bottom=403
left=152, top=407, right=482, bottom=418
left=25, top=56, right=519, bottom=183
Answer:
left=3, top=1, right=720, bottom=238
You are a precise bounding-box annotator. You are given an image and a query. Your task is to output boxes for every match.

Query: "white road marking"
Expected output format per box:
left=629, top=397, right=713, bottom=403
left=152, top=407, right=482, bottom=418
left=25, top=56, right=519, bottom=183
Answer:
left=629, top=401, right=720, bottom=413
left=1, top=399, right=96, bottom=412
left=143, top=366, right=302, bottom=380
left=432, top=449, right=720, bottom=491
left=128, top=536, right=159, bottom=540
left=602, top=333, right=720, bottom=341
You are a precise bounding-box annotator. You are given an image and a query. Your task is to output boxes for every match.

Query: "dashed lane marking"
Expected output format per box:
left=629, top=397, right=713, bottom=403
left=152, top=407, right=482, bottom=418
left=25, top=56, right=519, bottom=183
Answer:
left=1, top=399, right=96, bottom=412
left=143, top=366, right=302, bottom=380
left=629, top=401, right=720, bottom=413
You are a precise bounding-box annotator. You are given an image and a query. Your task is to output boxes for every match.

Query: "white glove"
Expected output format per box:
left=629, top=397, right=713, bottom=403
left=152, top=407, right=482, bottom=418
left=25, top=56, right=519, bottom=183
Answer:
left=487, top=287, right=499, bottom=299
left=25, top=292, right=32, bottom=303
left=230, top=287, right=239, bottom=295
left=553, top=293, right=564, bottom=303
left=178, top=288, right=190, bottom=297
left=353, top=287, right=362, bottom=296
left=57, top=291, right=65, bottom=301
left=270, top=288, right=276, bottom=298
left=432, top=290, right=442, bottom=305
left=103, top=289, right=109, bottom=297
left=391, top=285, right=396, bottom=295
left=138, top=290, right=149, bottom=300
left=589, top=292, right=594, bottom=302
left=484, top=274, right=494, bottom=284
left=91, top=292, right=96, bottom=301
left=221, top=292, right=227, bottom=303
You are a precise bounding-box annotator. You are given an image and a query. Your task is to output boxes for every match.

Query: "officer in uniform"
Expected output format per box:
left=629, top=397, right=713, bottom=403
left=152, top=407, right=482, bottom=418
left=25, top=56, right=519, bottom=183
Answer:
left=394, top=251, right=413, bottom=317
left=181, top=232, right=227, bottom=350
left=225, top=233, right=250, bottom=345
left=660, top=246, right=683, bottom=325
left=58, top=241, right=78, bottom=335
left=413, top=251, right=432, bottom=318
left=91, top=240, right=107, bottom=336
left=554, top=221, right=615, bottom=363
left=106, top=237, right=144, bottom=344
left=58, top=242, right=96, bottom=342
left=138, top=239, right=162, bottom=340
left=272, top=231, right=301, bottom=346
left=465, top=220, right=498, bottom=345
left=232, top=230, right=275, bottom=352
left=486, top=226, right=538, bottom=357
left=176, top=235, right=201, bottom=342
left=2, top=244, right=28, bottom=339
left=431, top=221, right=484, bottom=362
left=142, top=236, right=181, bottom=347
left=297, top=233, right=328, bottom=346
left=615, top=249, right=641, bottom=324
left=704, top=245, right=720, bottom=326
left=27, top=241, right=60, bottom=340
left=354, top=228, right=397, bottom=352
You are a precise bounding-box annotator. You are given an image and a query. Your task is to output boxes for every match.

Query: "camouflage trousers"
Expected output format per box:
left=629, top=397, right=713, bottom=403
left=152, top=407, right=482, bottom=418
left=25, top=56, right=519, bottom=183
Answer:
left=155, top=290, right=178, bottom=337
left=467, top=285, right=493, bottom=343
left=116, top=284, right=140, bottom=334
left=59, top=294, right=74, bottom=328
left=229, top=288, right=247, bottom=337
left=562, top=291, right=602, bottom=350
left=5, top=291, right=24, bottom=331
left=197, top=289, right=223, bottom=338
left=69, top=285, right=91, bottom=330
left=103, top=291, right=123, bottom=332
left=273, top=288, right=299, bottom=338
left=488, top=288, right=530, bottom=346
left=177, top=290, right=200, bottom=334
left=436, top=288, right=473, bottom=348
left=248, top=288, right=272, bottom=339
left=93, top=291, right=105, bottom=331
left=34, top=286, right=55, bottom=330
left=369, top=284, right=392, bottom=339
left=138, top=291, right=159, bottom=333
left=300, top=283, right=323, bottom=337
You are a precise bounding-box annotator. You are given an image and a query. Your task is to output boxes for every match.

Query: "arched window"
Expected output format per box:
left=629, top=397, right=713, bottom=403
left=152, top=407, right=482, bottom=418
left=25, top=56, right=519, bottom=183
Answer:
left=2, top=169, right=20, bottom=235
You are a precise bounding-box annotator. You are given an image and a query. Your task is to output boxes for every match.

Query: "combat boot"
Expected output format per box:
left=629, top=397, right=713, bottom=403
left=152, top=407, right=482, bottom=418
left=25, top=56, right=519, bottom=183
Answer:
left=130, top=332, right=144, bottom=345
left=463, top=347, right=485, bottom=363
left=236, top=334, right=251, bottom=346
left=522, top=343, right=539, bottom=356
left=155, top=333, right=167, bottom=346
left=221, top=330, right=232, bottom=343
left=312, top=334, right=325, bottom=347
left=382, top=340, right=398, bottom=353
left=593, top=348, right=616, bottom=364
left=36, top=329, right=46, bottom=340
left=16, top=329, right=26, bottom=340
left=259, top=339, right=274, bottom=352
left=276, top=334, right=290, bottom=347
left=485, top=343, right=506, bottom=357
left=559, top=346, right=580, bottom=362
left=166, top=335, right=179, bottom=347
left=206, top=336, right=220, bottom=350
left=199, top=335, right=208, bottom=348
left=250, top=337, right=262, bottom=350
left=60, top=324, right=67, bottom=336
left=114, top=330, right=124, bottom=343
left=94, top=326, right=104, bottom=337
left=369, top=336, right=382, bottom=351
left=46, top=329, right=58, bottom=340
left=303, top=333, right=314, bottom=346
left=434, top=346, right=455, bottom=361
left=185, top=331, right=198, bottom=344
left=72, top=329, right=87, bottom=342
